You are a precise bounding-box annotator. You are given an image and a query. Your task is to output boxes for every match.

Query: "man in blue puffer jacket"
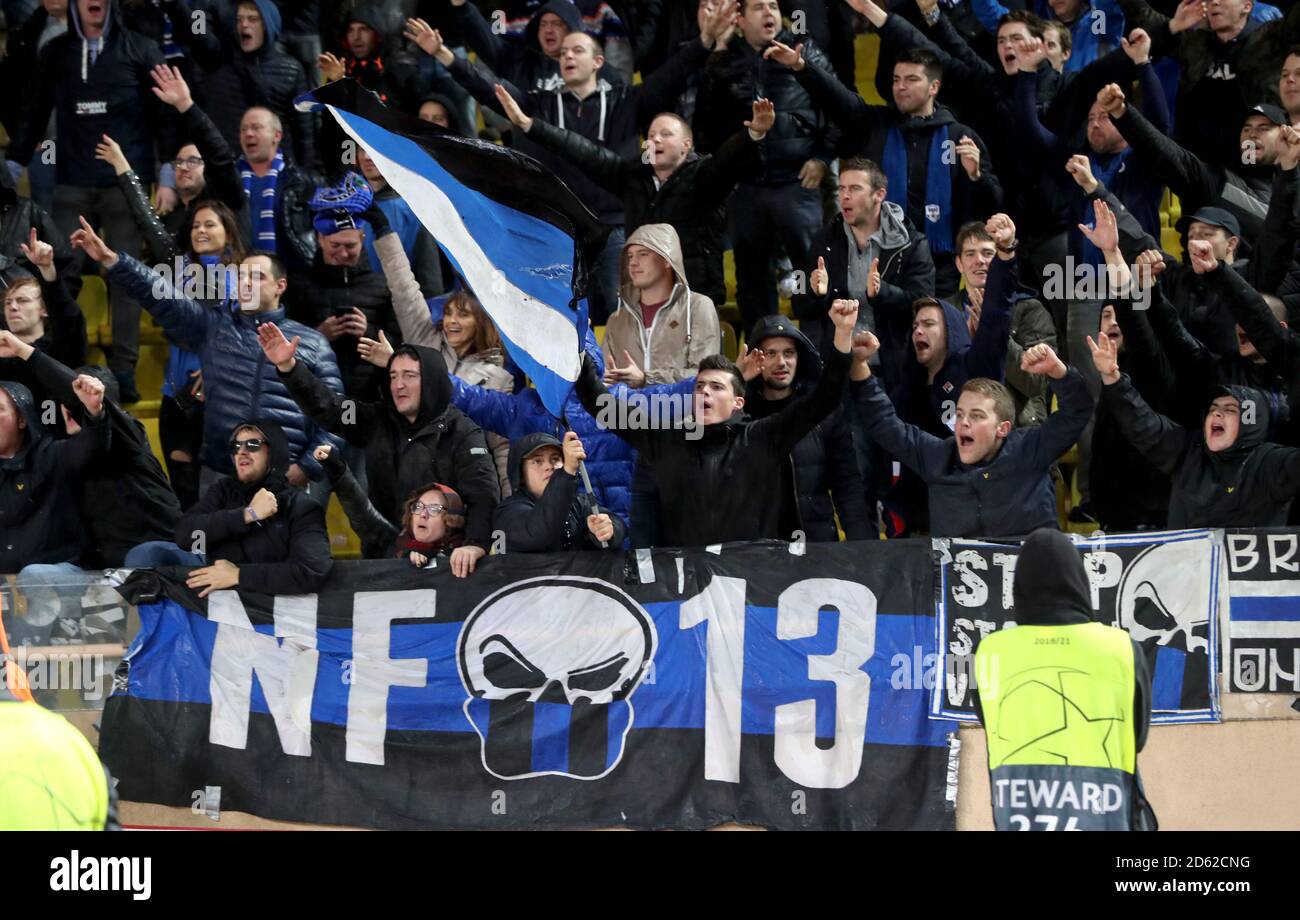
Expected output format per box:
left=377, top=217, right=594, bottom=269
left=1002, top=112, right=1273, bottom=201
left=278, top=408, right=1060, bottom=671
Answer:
left=71, top=218, right=344, bottom=494
left=450, top=326, right=693, bottom=531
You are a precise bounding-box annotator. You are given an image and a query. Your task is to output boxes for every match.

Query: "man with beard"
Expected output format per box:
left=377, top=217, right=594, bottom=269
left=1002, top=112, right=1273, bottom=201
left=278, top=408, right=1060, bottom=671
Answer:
left=124, top=417, right=333, bottom=597
left=259, top=322, right=500, bottom=577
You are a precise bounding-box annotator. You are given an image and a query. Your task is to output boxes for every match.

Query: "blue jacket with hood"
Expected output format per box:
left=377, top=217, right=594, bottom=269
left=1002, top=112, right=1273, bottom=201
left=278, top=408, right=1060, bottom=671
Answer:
left=8, top=0, right=166, bottom=185
left=887, top=254, right=1016, bottom=436
left=450, top=328, right=693, bottom=524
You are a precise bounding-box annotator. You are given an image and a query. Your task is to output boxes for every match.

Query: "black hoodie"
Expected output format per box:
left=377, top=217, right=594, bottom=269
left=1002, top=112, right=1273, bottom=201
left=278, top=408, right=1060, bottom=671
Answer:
left=1104, top=379, right=1300, bottom=528
left=744, top=316, right=869, bottom=542
left=8, top=0, right=167, bottom=186
left=25, top=353, right=180, bottom=567
left=174, top=417, right=333, bottom=595
left=0, top=378, right=110, bottom=572
left=279, top=342, right=502, bottom=548
left=493, top=432, right=626, bottom=552
left=452, top=0, right=625, bottom=94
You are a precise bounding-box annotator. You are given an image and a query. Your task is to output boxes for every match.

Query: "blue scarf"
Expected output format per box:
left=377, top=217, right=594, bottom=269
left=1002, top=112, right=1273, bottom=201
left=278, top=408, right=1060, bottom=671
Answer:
left=882, top=122, right=953, bottom=255
left=239, top=150, right=284, bottom=254
left=1077, top=148, right=1130, bottom=267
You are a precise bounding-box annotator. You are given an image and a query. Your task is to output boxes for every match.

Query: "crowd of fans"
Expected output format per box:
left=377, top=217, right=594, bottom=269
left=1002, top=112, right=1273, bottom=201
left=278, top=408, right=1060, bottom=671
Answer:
left=3, top=0, right=1300, bottom=616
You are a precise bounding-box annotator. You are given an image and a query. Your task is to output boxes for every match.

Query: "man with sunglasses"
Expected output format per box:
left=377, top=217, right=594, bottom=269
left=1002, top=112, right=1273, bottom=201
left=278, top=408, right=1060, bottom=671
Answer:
left=124, top=417, right=332, bottom=597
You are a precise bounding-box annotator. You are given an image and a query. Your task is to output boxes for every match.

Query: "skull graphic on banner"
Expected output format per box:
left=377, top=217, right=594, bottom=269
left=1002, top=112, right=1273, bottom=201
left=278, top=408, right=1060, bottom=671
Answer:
left=457, top=576, right=657, bottom=780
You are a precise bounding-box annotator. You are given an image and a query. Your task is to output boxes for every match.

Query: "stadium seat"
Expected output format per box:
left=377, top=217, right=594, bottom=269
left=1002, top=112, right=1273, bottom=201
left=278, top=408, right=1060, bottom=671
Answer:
left=76, top=276, right=109, bottom=347
left=720, top=323, right=738, bottom=362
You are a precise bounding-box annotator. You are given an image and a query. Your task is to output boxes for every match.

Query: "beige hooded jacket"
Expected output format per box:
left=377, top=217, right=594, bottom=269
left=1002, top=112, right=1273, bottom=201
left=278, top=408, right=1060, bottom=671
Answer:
left=602, top=223, right=720, bottom=385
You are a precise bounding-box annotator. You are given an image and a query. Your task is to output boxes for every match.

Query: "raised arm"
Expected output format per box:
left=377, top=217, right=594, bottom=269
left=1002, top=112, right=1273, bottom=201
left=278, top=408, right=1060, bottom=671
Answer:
left=849, top=362, right=950, bottom=479
left=757, top=299, right=857, bottom=452
left=1106, top=85, right=1223, bottom=212
left=962, top=218, right=1017, bottom=381
left=1023, top=361, right=1094, bottom=470
left=1197, top=248, right=1293, bottom=372
left=1090, top=331, right=1191, bottom=475
left=262, top=323, right=382, bottom=444
left=237, top=500, right=334, bottom=595
left=373, top=215, right=443, bottom=348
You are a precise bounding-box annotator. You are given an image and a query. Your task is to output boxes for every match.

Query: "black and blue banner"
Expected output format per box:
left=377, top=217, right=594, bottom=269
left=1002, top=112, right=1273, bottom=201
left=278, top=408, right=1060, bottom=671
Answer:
left=1225, top=528, right=1300, bottom=692
left=99, top=541, right=956, bottom=830
left=932, top=530, right=1221, bottom=724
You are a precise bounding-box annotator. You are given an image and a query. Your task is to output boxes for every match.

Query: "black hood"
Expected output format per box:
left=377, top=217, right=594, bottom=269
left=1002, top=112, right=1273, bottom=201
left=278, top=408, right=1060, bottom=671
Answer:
left=1012, top=529, right=1093, bottom=626
left=744, top=315, right=821, bottom=411
left=387, top=344, right=452, bottom=429
left=419, top=93, right=471, bottom=138
left=525, top=0, right=584, bottom=45
left=229, top=416, right=291, bottom=499
left=507, top=431, right=563, bottom=494
left=0, top=380, right=40, bottom=463
left=1203, top=384, right=1272, bottom=459
left=347, top=2, right=397, bottom=45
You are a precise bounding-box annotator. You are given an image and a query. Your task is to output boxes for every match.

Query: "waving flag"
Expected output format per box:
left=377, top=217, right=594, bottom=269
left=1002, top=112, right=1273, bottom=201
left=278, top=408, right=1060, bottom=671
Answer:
left=298, top=81, right=609, bottom=415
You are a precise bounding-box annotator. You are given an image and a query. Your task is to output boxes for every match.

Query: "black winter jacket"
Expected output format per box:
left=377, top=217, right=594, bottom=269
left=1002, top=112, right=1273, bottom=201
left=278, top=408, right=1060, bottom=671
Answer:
left=744, top=316, right=870, bottom=542
left=694, top=30, right=836, bottom=185
left=279, top=344, right=501, bottom=549
left=9, top=0, right=167, bottom=186
left=174, top=416, right=332, bottom=594
left=186, top=0, right=317, bottom=168
left=804, top=206, right=936, bottom=347
left=527, top=116, right=759, bottom=307
left=1091, top=293, right=1175, bottom=532
left=285, top=250, right=398, bottom=401
left=0, top=380, right=110, bottom=572
left=852, top=368, right=1093, bottom=539
left=576, top=343, right=852, bottom=546
left=493, top=432, right=627, bottom=552
left=26, top=351, right=180, bottom=567
left=1103, top=377, right=1300, bottom=528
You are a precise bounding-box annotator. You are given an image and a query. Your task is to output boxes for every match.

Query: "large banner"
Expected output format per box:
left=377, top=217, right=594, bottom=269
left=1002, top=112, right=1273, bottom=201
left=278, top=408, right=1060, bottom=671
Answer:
left=99, top=541, right=956, bottom=831
left=1225, top=530, right=1300, bottom=692
left=932, top=530, right=1221, bottom=724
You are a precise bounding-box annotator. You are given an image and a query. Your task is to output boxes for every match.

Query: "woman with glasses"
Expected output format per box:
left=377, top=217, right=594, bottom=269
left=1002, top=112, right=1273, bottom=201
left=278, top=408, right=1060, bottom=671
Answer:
left=313, top=444, right=468, bottom=569
left=96, top=134, right=248, bottom=510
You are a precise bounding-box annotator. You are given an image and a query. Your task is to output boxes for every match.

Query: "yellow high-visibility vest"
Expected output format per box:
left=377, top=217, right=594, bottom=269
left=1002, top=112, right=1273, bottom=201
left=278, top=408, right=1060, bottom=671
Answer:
left=975, top=622, right=1137, bottom=831
left=0, top=701, right=109, bottom=830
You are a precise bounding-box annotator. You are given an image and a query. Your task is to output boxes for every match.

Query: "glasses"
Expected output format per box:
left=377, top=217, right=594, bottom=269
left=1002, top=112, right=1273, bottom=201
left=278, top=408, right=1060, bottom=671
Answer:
left=229, top=438, right=266, bottom=454
left=411, top=502, right=446, bottom=517
left=172, top=156, right=204, bottom=169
